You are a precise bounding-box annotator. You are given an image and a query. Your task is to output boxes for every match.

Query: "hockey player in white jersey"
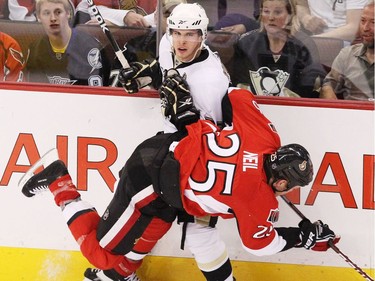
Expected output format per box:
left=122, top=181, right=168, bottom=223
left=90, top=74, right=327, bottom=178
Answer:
left=83, top=3, right=233, bottom=281
left=119, top=2, right=231, bottom=133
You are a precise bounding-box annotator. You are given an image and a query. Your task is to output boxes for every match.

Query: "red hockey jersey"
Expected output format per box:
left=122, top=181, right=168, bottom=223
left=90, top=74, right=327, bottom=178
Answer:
left=174, top=88, right=285, bottom=256
left=0, top=32, right=24, bottom=81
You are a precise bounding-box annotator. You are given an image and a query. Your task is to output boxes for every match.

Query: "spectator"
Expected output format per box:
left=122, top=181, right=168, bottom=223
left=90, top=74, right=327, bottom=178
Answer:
left=8, top=0, right=75, bottom=22
left=7, top=0, right=149, bottom=27
left=135, top=0, right=157, bottom=14
left=26, top=0, right=110, bottom=86
left=8, top=0, right=37, bottom=21
left=0, top=31, right=25, bottom=81
left=74, top=0, right=151, bottom=27
left=231, top=0, right=326, bottom=98
left=320, top=0, right=374, bottom=101
left=205, top=13, right=259, bottom=79
left=214, top=13, right=260, bottom=34
left=0, top=0, right=8, bottom=19
left=119, top=0, right=148, bottom=15
left=218, top=0, right=227, bottom=20
left=209, top=4, right=321, bottom=77
left=294, top=0, right=367, bottom=43
left=143, top=0, right=187, bottom=32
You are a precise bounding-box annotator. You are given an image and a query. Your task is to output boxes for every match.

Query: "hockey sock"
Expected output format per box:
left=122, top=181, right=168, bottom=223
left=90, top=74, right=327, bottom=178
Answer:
left=65, top=206, right=100, bottom=243
left=201, top=258, right=233, bottom=281
left=80, top=231, right=142, bottom=276
left=113, top=258, right=142, bottom=277
left=130, top=217, right=172, bottom=257
left=49, top=174, right=80, bottom=206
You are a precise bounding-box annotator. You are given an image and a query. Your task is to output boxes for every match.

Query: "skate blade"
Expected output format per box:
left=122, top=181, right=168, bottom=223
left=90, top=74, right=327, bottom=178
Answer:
left=18, top=148, right=59, bottom=190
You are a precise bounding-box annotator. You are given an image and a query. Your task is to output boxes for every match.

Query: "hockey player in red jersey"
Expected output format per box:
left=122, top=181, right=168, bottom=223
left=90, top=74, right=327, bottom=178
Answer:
left=173, top=88, right=311, bottom=256
left=0, top=32, right=25, bottom=81
left=20, top=84, right=339, bottom=281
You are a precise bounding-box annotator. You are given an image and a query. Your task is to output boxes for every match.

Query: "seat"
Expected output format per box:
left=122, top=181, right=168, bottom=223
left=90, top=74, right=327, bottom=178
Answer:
left=0, top=20, right=45, bottom=55
left=311, top=37, right=345, bottom=71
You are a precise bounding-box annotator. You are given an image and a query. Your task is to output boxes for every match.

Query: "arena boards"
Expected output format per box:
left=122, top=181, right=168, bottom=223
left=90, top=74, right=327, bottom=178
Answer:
left=0, top=84, right=373, bottom=280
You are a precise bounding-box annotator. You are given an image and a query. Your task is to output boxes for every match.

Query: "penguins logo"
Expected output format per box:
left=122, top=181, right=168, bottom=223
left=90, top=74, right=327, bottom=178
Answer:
left=249, top=67, right=289, bottom=96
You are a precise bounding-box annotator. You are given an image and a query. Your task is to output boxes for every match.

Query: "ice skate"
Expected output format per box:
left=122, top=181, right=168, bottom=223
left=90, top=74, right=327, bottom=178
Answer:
left=19, top=148, right=68, bottom=197
left=83, top=268, right=140, bottom=281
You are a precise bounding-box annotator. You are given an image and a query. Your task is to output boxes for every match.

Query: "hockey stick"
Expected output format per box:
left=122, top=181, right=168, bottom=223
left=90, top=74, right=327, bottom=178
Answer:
left=86, top=0, right=130, bottom=68
left=281, top=195, right=374, bottom=281
left=86, top=0, right=151, bottom=88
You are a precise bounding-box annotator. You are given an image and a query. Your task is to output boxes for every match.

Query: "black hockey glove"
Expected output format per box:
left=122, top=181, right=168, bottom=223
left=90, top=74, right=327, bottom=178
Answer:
left=159, top=69, right=200, bottom=131
left=118, top=59, right=162, bottom=94
left=296, top=219, right=340, bottom=251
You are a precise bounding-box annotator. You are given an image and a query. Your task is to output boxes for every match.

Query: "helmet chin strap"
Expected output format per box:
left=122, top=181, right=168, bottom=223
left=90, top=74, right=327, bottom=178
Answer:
left=264, top=154, right=289, bottom=193
left=270, top=178, right=282, bottom=193
left=264, top=154, right=277, bottom=193
left=271, top=181, right=279, bottom=193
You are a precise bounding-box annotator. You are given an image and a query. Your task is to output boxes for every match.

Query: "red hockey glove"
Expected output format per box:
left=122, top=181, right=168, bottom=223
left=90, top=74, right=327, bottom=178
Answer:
left=312, top=221, right=340, bottom=251
left=296, top=219, right=340, bottom=251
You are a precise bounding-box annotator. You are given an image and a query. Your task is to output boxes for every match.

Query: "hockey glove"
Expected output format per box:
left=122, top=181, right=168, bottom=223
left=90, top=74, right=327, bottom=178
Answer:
left=118, top=59, right=162, bottom=93
left=296, top=219, right=340, bottom=251
left=159, top=69, right=200, bottom=131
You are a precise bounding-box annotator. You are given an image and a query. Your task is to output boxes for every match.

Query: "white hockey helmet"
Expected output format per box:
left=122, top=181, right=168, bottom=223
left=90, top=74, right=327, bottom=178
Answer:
left=167, top=3, right=209, bottom=40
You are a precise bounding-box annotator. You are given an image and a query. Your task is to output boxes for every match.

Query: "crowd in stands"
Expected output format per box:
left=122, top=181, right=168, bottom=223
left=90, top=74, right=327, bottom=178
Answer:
left=0, top=0, right=373, bottom=101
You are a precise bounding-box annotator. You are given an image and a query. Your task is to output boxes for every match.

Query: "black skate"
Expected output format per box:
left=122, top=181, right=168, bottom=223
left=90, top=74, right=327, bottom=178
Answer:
left=83, top=268, right=140, bottom=281
left=19, top=148, right=68, bottom=197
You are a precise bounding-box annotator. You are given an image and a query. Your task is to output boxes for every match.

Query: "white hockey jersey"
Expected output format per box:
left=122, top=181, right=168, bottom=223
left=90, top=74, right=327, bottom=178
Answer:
left=158, top=35, right=230, bottom=133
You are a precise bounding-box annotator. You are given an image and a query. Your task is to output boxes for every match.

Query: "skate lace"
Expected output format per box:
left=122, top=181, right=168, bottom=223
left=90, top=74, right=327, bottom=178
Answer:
left=86, top=268, right=140, bottom=281
left=30, top=185, right=49, bottom=195
left=87, top=268, right=102, bottom=281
